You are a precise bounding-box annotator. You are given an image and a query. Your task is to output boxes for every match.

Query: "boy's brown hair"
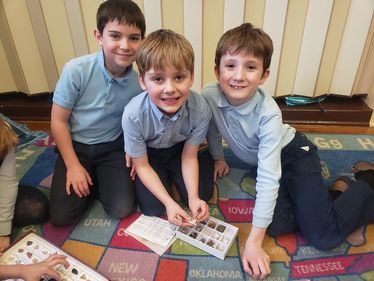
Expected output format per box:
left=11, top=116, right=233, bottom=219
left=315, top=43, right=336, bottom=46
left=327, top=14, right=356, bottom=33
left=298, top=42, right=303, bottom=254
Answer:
left=215, top=23, right=273, bottom=74
left=136, top=29, right=194, bottom=77
left=0, top=119, right=18, bottom=160
left=96, top=0, right=146, bottom=38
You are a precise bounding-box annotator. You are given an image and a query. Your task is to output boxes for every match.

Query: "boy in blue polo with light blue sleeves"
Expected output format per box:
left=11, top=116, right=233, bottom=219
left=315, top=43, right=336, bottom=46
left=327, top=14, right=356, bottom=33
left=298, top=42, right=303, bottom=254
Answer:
left=122, top=29, right=214, bottom=226
left=50, top=0, right=145, bottom=226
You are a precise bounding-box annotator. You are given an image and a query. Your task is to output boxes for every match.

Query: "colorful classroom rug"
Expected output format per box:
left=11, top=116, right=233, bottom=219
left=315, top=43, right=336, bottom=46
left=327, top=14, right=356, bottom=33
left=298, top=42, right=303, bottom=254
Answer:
left=12, top=133, right=374, bottom=281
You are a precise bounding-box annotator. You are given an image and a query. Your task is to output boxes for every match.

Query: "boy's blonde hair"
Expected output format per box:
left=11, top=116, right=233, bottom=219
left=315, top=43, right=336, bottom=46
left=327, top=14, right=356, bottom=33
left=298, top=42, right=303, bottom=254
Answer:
left=136, top=29, right=194, bottom=77
left=215, top=23, right=273, bottom=74
left=0, top=119, right=18, bottom=160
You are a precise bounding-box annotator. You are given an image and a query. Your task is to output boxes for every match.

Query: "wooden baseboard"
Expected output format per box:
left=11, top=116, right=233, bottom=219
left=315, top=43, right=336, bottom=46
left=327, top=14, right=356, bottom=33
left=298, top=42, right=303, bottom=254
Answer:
left=1, top=92, right=372, bottom=126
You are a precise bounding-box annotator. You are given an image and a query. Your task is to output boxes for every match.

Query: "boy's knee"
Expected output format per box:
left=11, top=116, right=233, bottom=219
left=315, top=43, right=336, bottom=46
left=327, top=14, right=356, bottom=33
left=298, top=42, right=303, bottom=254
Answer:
left=139, top=204, right=165, bottom=217
left=49, top=210, right=78, bottom=226
left=104, top=203, right=135, bottom=219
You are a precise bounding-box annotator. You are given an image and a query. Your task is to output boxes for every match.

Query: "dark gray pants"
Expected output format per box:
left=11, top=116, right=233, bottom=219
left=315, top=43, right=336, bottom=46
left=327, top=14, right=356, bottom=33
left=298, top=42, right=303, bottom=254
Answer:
left=49, top=136, right=135, bottom=226
left=268, top=132, right=374, bottom=250
left=135, top=142, right=214, bottom=216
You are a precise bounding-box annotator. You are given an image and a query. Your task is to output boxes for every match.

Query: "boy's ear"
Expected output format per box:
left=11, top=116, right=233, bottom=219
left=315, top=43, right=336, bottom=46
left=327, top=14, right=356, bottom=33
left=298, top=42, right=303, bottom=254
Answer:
left=259, top=68, right=270, bottom=85
left=214, top=66, right=220, bottom=81
left=138, top=74, right=147, bottom=91
left=94, top=29, right=103, bottom=46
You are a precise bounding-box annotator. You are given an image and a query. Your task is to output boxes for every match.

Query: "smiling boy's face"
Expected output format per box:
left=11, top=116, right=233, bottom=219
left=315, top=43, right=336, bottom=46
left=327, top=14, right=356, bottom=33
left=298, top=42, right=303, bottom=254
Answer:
left=139, top=64, right=194, bottom=117
left=215, top=50, right=269, bottom=106
left=94, top=20, right=142, bottom=77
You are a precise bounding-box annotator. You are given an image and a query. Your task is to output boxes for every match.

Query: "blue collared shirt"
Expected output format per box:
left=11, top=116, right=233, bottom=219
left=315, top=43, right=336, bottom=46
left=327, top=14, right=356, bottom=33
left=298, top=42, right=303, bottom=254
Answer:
left=122, top=90, right=212, bottom=158
left=53, top=50, right=142, bottom=144
left=202, top=82, right=295, bottom=228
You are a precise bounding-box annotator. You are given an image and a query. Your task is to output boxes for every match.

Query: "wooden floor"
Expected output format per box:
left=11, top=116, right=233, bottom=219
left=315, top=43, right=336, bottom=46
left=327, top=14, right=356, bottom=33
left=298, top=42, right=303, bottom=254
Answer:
left=21, top=120, right=374, bottom=135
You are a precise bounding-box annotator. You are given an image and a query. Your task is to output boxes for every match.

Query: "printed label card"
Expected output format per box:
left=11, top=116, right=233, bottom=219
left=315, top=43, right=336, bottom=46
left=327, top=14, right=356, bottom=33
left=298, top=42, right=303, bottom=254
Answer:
left=125, top=215, right=178, bottom=249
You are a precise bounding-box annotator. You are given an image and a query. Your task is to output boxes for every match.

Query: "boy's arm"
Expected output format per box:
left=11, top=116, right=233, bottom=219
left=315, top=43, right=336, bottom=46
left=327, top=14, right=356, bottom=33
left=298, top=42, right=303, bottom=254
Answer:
left=132, top=155, right=191, bottom=225
left=206, top=120, right=229, bottom=181
left=51, top=104, right=92, bottom=198
left=242, top=225, right=271, bottom=279
left=0, top=147, right=18, bottom=251
left=181, top=143, right=209, bottom=221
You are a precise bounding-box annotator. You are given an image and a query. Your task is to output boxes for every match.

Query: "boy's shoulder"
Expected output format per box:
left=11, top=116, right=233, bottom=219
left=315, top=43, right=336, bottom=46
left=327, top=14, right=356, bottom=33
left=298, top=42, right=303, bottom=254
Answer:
left=123, top=91, right=148, bottom=116
left=187, top=90, right=210, bottom=110
left=201, top=82, right=220, bottom=98
left=65, top=52, right=99, bottom=68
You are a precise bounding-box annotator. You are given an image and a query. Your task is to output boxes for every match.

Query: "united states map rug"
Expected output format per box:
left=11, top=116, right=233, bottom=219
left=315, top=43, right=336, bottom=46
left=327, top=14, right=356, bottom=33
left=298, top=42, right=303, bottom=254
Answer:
left=12, top=134, right=374, bottom=281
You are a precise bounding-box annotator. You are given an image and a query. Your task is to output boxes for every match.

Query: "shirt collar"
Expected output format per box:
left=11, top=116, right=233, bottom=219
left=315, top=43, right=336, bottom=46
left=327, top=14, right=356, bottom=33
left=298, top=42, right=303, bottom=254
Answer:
left=217, top=86, right=262, bottom=115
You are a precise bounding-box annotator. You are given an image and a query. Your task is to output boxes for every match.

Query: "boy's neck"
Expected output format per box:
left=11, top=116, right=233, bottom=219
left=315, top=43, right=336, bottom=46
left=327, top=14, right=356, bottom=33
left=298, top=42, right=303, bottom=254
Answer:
left=108, top=65, right=130, bottom=78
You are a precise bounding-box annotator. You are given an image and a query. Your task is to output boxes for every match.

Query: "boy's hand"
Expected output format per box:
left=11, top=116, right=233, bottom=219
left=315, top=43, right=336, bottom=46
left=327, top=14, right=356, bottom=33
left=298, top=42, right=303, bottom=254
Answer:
left=66, top=164, right=93, bottom=198
left=0, top=236, right=10, bottom=252
left=242, top=235, right=271, bottom=279
left=21, top=253, right=69, bottom=281
left=125, top=154, right=136, bottom=180
left=188, top=197, right=210, bottom=222
left=165, top=201, right=192, bottom=226
left=214, top=159, right=229, bottom=182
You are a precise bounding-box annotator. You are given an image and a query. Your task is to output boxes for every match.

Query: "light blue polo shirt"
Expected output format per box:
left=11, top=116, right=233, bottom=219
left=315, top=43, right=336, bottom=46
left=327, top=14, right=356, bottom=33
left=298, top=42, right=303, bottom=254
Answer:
left=122, top=90, right=212, bottom=158
left=53, top=50, right=142, bottom=144
left=202, top=82, right=295, bottom=228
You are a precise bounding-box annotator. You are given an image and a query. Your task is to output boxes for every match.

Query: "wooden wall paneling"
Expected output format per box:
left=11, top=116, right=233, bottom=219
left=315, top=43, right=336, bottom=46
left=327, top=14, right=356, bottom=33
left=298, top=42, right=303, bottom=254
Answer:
left=143, top=0, right=162, bottom=34
left=314, top=0, right=351, bottom=96
left=0, top=39, right=16, bottom=93
left=0, top=1, right=22, bottom=93
left=2, top=0, right=49, bottom=94
left=40, top=0, right=76, bottom=76
left=329, top=0, right=374, bottom=96
left=355, top=16, right=374, bottom=126
left=184, top=0, right=203, bottom=92
left=64, top=0, right=89, bottom=57
left=353, top=15, right=374, bottom=95
left=244, top=0, right=265, bottom=28
left=293, top=0, right=333, bottom=97
left=202, top=0, right=224, bottom=87
left=162, top=0, right=183, bottom=34
left=261, top=0, right=288, bottom=97
left=26, top=0, right=59, bottom=93
left=80, top=0, right=102, bottom=54
left=276, top=0, right=308, bottom=97
left=223, top=0, right=245, bottom=32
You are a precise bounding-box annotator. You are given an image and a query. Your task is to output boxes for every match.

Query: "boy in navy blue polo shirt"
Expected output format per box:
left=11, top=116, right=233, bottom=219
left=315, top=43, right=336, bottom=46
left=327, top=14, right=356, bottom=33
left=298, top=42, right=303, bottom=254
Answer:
left=122, top=29, right=214, bottom=226
left=50, top=0, right=145, bottom=225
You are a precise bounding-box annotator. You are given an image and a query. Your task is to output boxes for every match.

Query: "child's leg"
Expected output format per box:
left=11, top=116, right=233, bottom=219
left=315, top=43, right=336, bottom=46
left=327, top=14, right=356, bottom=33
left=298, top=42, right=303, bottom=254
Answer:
left=169, top=147, right=214, bottom=205
left=94, top=137, right=135, bottom=219
left=13, top=185, right=49, bottom=226
left=135, top=164, right=171, bottom=216
left=283, top=133, right=374, bottom=250
left=266, top=177, right=298, bottom=236
left=134, top=145, right=178, bottom=216
left=49, top=145, right=93, bottom=226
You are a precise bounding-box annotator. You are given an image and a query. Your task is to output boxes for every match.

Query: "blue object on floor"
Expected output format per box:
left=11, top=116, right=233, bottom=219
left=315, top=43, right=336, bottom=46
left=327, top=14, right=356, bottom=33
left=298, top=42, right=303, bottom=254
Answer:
left=0, top=113, right=48, bottom=151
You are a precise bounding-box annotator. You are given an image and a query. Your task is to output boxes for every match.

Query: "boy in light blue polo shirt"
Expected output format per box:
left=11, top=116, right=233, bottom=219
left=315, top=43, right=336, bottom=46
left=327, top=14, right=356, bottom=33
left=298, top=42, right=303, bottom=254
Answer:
left=203, top=23, right=374, bottom=279
left=122, top=29, right=214, bottom=226
left=50, top=0, right=145, bottom=226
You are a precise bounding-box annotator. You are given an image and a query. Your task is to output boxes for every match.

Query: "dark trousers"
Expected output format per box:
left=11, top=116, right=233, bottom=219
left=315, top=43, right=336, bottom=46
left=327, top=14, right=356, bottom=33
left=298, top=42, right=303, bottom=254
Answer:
left=50, top=136, right=135, bottom=226
left=135, top=142, right=214, bottom=216
left=267, top=132, right=374, bottom=250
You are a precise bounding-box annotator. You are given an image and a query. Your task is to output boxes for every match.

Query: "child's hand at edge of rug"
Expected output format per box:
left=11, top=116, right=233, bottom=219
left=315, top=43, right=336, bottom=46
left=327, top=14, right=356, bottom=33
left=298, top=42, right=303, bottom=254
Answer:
left=0, top=235, right=10, bottom=252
